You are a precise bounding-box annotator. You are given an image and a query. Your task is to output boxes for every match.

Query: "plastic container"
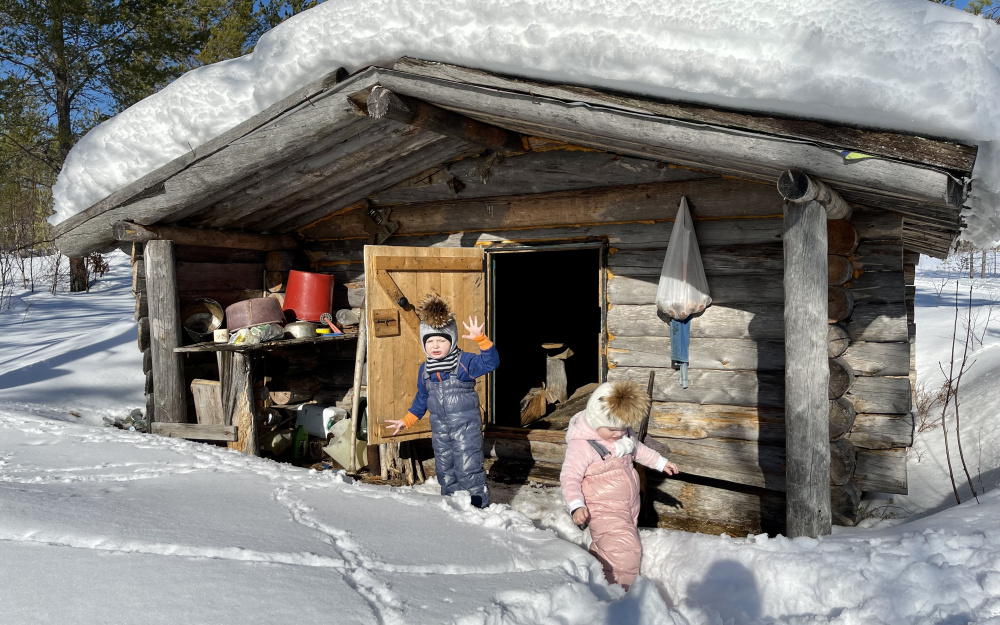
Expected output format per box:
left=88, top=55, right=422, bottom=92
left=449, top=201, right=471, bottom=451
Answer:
left=295, top=404, right=348, bottom=438
left=283, top=270, right=335, bottom=322
left=323, top=418, right=366, bottom=470
left=292, top=425, right=310, bottom=460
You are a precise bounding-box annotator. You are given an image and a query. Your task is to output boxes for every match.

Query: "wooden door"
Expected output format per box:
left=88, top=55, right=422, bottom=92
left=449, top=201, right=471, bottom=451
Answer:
left=365, top=245, right=486, bottom=444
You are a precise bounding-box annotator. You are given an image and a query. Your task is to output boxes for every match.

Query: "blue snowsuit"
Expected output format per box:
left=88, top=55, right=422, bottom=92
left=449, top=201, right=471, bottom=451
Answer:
left=408, top=346, right=498, bottom=508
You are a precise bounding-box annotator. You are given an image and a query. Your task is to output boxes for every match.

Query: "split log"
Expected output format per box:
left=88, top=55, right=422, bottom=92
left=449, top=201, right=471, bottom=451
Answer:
left=609, top=367, right=784, bottom=407
left=519, top=387, right=548, bottom=426
left=828, top=255, right=853, bottom=285
left=647, top=403, right=785, bottom=443
left=114, top=221, right=298, bottom=251
left=844, top=377, right=911, bottom=414
left=145, top=240, right=186, bottom=424
left=221, top=351, right=258, bottom=455
left=827, top=220, right=860, bottom=255
left=607, top=303, right=785, bottom=340
left=847, top=413, right=914, bottom=449
left=855, top=448, right=907, bottom=494
left=828, top=357, right=856, bottom=399
left=829, top=438, right=858, bottom=486
left=608, top=336, right=785, bottom=371
left=828, top=286, right=855, bottom=323
left=827, top=324, right=849, bottom=358
left=841, top=342, right=911, bottom=376
left=829, top=397, right=857, bottom=439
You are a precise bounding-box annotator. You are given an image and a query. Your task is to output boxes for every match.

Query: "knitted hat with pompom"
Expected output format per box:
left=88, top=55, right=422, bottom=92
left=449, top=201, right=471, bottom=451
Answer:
left=584, top=380, right=650, bottom=431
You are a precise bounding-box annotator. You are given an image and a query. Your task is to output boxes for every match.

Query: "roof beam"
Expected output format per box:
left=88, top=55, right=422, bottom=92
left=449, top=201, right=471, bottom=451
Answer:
left=114, top=221, right=298, bottom=251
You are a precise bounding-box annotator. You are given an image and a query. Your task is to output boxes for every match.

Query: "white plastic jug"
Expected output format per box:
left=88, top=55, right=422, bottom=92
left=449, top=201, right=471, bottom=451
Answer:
left=295, top=404, right=348, bottom=438
left=323, top=417, right=366, bottom=470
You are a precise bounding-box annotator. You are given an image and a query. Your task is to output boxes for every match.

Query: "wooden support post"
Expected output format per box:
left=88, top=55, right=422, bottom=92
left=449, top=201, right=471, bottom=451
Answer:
left=782, top=198, right=832, bottom=538
left=348, top=297, right=368, bottom=473
left=145, top=240, right=187, bottom=424
left=220, top=351, right=258, bottom=455
left=365, top=86, right=528, bottom=155
left=114, top=221, right=298, bottom=251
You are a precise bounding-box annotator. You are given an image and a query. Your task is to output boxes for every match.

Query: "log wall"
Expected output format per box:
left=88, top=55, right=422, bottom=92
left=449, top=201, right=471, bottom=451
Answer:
left=296, top=148, right=914, bottom=534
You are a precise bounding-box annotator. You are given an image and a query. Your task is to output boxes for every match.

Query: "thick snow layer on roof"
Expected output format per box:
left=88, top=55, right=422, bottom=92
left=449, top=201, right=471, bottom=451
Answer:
left=51, top=0, right=1000, bottom=246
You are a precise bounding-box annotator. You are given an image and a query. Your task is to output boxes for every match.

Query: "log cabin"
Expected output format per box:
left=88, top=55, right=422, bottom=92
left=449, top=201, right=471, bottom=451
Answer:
left=52, top=57, right=979, bottom=537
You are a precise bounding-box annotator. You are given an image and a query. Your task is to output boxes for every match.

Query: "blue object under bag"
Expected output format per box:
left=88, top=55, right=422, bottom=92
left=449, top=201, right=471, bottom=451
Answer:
left=670, top=317, right=691, bottom=389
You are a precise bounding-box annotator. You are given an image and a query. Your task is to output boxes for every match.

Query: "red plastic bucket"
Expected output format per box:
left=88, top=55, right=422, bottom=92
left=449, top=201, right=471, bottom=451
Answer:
left=283, top=270, right=335, bottom=322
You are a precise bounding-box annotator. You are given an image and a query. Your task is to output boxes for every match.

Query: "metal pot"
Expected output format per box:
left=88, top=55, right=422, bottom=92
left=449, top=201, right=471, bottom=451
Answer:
left=284, top=321, right=318, bottom=339
left=225, top=297, right=285, bottom=331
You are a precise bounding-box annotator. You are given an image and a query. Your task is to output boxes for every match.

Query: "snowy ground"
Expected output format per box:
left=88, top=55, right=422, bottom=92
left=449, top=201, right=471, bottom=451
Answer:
left=1, top=251, right=999, bottom=625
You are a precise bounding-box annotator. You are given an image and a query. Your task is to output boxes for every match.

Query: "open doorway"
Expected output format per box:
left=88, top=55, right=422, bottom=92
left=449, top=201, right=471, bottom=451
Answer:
left=488, top=246, right=605, bottom=428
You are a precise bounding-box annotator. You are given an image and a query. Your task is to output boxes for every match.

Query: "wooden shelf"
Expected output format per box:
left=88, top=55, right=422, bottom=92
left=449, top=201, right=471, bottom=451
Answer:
left=174, top=331, right=358, bottom=353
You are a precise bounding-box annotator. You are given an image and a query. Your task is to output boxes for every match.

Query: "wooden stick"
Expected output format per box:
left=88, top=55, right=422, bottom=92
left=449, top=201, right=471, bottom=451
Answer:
left=348, top=297, right=368, bottom=473
left=379, top=443, right=389, bottom=480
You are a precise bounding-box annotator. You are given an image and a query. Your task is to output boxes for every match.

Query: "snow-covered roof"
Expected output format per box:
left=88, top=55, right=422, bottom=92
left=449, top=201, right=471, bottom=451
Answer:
left=51, top=0, right=1000, bottom=247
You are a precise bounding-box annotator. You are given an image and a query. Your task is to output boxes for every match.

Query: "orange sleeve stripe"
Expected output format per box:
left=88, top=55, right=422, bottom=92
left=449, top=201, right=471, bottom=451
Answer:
left=402, top=412, right=419, bottom=428
left=474, top=334, right=493, bottom=350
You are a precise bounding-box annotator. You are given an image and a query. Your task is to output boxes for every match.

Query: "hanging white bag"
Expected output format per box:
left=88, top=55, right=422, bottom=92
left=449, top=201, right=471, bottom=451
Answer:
left=655, top=197, right=712, bottom=320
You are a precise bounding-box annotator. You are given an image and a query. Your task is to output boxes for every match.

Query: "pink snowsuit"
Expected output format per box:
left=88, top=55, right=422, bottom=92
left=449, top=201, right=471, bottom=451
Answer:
left=560, top=412, right=669, bottom=589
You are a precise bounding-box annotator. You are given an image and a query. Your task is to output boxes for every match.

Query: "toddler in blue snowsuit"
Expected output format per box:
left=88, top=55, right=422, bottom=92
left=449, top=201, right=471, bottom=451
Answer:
left=383, top=294, right=498, bottom=508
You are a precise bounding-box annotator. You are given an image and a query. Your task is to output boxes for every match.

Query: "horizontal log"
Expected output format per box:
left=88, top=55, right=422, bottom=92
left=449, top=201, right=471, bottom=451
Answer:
left=829, top=357, right=856, bottom=399
left=827, top=220, right=860, bottom=255
left=828, top=286, right=855, bottom=323
left=847, top=413, right=914, bottom=449
left=846, top=302, right=908, bottom=342
left=850, top=210, right=903, bottom=241
left=853, top=240, right=904, bottom=273
left=778, top=169, right=852, bottom=220
left=844, top=376, right=911, bottom=414
left=151, top=422, right=238, bottom=441
left=371, top=150, right=714, bottom=204
left=607, top=303, right=785, bottom=340
left=855, top=448, right=907, bottom=494
left=608, top=273, right=784, bottom=306
left=846, top=271, right=905, bottom=304
left=608, top=243, right=784, bottom=276
left=608, top=336, right=785, bottom=371
left=134, top=292, right=148, bottom=322
left=175, top=246, right=266, bottom=264
left=176, top=262, right=264, bottom=293
left=114, top=221, right=298, bottom=251
left=265, top=251, right=307, bottom=271
left=132, top=260, right=146, bottom=294
left=829, top=255, right=853, bottom=285
left=647, top=403, right=785, bottom=443
left=609, top=367, right=784, bottom=407
left=829, top=397, right=856, bottom=439
left=483, top=436, right=566, bottom=465
left=648, top=475, right=786, bottom=536
left=137, top=317, right=150, bottom=352
left=829, top=438, right=857, bottom=486
left=831, top=481, right=862, bottom=526
left=841, top=342, right=911, bottom=376
left=652, top=437, right=787, bottom=491
left=827, top=324, right=849, bottom=358
left=303, top=177, right=784, bottom=241
left=265, top=271, right=286, bottom=293
left=142, top=348, right=152, bottom=375
left=178, top=289, right=263, bottom=311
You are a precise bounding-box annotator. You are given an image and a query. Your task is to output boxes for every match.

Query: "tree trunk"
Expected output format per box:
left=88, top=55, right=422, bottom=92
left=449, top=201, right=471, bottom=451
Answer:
left=69, top=257, right=88, bottom=292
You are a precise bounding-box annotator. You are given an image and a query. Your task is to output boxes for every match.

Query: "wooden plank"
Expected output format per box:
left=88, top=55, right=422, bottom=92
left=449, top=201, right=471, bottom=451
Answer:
left=145, top=241, right=187, bottom=424
left=371, top=150, right=715, bottom=205
left=608, top=367, right=784, bottom=407
left=607, top=303, right=785, bottom=340
left=365, top=245, right=485, bottom=445
left=847, top=413, right=914, bottom=449
left=841, top=342, right=911, bottom=376
left=608, top=272, right=784, bottom=305
left=190, top=379, right=225, bottom=426
left=52, top=67, right=361, bottom=257
left=647, top=403, right=785, bottom=443
left=373, top=256, right=482, bottom=272
left=608, top=243, right=784, bottom=276
left=393, top=57, right=977, bottom=174
left=844, top=376, right=911, bottom=414
left=152, top=423, right=238, bottom=441
left=783, top=199, right=833, bottom=536
left=608, top=336, right=785, bottom=371
left=301, top=177, right=783, bottom=241
left=855, top=448, right=907, bottom=494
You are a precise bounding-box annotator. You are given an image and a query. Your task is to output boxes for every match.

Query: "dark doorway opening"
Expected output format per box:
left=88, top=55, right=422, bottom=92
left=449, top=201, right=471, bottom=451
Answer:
left=489, top=247, right=604, bottom=427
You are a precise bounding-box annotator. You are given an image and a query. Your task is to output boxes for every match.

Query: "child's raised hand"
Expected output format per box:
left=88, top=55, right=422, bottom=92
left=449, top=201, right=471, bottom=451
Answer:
left=571, top=506, right=590, bottom=527
left=663, top=461, right=679, bottom=476
left=461, top=315, right=485, bottom=340
left=383, top=419, right=407, bottom=436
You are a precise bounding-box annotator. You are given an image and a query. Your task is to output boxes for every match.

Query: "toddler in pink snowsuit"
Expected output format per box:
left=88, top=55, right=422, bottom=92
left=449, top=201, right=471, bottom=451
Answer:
left=560, top=380, right=679, bottom=589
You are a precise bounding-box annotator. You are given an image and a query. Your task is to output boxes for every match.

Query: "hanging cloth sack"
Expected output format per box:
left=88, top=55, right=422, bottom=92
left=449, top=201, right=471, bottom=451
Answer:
left=655, top=197, right=712, bottom=388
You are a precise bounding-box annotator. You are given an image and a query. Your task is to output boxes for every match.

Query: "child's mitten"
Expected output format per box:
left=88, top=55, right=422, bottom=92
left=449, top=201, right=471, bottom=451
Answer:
left=613, top=436, right=636, bottom=458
